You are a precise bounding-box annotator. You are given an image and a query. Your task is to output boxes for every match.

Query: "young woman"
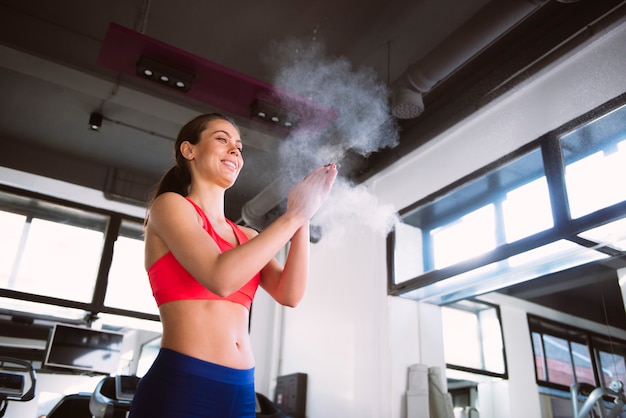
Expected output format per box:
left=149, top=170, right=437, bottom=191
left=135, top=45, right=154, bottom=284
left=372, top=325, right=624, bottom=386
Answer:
left=129, top=113, right=337, bottom=417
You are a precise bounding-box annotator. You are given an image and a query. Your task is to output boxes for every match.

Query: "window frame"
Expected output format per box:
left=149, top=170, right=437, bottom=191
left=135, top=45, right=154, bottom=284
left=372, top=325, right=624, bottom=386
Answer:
left=442, top=299, right=509, bottom=380
left=388, top=94, right=626, bottom=301
left=528, top=314, right=626, bottom=394
left=0, top=184, right=157, bottom=323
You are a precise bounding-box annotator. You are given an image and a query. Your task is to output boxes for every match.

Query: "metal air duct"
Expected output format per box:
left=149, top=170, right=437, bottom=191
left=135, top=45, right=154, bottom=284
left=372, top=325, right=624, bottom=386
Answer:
left=241, top=177, right=324, bottom=242
left=241, top=178, right=290, bottom=232
left=391, top=0, right=548, bottom=119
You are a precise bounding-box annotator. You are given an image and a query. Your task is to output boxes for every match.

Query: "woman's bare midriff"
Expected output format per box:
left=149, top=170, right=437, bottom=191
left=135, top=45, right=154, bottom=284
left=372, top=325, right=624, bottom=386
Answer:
left=157, top=299, right=254, bottom=370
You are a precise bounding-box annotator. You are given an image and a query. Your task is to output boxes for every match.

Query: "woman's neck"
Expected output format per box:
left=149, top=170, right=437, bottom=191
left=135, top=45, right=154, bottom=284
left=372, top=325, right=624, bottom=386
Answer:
left=187, top=184, right=226, bottom=221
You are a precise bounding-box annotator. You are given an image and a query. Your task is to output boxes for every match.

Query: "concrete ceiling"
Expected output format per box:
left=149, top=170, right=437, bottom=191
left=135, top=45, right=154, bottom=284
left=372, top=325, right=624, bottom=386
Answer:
left=1, top=0, right=619, bottom=223
left=0, top=0, right=558, bottom=222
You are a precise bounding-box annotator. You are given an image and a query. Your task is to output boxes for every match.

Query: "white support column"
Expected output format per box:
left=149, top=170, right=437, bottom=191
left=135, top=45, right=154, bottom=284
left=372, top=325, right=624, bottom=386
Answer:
left=618, top=268, right=626, bottom=313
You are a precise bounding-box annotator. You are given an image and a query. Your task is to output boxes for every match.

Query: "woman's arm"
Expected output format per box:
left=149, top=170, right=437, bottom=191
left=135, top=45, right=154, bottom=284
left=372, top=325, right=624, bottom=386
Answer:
left=148, top=165, right=336, bottom=297
left=259, top=222, right=310, bottom=307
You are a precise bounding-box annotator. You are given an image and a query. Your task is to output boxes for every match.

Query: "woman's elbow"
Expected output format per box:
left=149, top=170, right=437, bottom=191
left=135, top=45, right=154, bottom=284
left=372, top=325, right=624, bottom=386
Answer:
left=277, top=295, right=303, bottom=308
left=201, top=275, right=238, bottom=298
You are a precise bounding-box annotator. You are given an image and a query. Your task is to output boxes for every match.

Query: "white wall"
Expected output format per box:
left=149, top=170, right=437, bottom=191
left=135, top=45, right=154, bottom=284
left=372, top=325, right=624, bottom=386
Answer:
left=253, top=16, right=626, bottom=418
left=280, top=222, right=391, bottom=417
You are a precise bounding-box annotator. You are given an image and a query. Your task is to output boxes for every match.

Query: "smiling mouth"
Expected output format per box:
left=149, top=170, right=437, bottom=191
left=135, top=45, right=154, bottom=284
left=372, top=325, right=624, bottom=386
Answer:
left=222, top=160, right=237, bottom=170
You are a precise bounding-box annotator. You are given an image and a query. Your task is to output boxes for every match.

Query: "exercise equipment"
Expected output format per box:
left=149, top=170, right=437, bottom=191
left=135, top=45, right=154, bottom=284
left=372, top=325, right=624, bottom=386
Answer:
left=89, top=375, right=139, bottom=418
left=571, top=380, right=626, bottom=418
left=0, top=356, right=36, bottom=418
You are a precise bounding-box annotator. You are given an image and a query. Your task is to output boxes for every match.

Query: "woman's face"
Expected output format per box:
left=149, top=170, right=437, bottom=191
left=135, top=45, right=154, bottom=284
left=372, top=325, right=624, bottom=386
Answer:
left=182, top=119, right=244, bottom=188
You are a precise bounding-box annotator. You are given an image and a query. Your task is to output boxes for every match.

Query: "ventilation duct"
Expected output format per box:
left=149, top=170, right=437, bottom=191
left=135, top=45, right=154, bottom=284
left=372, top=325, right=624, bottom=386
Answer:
left=391, top=0, right=548, bottom=119
left=242, top=0, right=548, bottom=237
left=241, top=178, right=290, bottom=232
left=241, top=177, right=324, bottom=242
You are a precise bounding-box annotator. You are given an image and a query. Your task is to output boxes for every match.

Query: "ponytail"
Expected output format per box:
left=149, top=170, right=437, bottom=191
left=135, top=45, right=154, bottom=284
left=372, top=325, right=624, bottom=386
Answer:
left=151, top=165, right=191, bottom=198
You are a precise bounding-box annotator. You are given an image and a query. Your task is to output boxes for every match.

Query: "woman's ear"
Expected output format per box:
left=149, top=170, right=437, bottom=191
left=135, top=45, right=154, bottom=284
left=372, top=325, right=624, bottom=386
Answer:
left=180, top=141, right=194, bottom=160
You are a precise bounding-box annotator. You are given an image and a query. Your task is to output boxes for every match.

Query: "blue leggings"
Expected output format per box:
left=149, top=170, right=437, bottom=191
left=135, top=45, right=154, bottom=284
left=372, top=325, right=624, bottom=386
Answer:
left=128, top=348, right=256, bottom=418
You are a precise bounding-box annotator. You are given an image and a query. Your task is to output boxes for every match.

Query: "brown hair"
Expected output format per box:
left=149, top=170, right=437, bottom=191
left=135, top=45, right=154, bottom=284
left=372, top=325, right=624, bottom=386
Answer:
left=147, top=113, right=239, bottom=206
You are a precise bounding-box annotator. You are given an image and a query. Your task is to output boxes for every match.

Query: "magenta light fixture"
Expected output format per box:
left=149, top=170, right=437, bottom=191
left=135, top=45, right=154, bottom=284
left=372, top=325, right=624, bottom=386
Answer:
left=97, top=23, right=336, bottom=133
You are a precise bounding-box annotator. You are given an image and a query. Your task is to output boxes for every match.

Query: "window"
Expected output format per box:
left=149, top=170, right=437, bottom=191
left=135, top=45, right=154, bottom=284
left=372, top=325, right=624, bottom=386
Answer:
left=529, top=315, right=626, bottom=392
left=593, top=335, right=626, bottom=390
left=135, top=336, right=161, bottom=377
left=442, top=300, right=506, bottom=378
left=0, top=190, right=108, bottom=304
left=561, top=105, right=626, bottom=219
left=432, top=204, right=497, bottom=270
left=105, top=220, right=158, bottom=315
left=389, top=102, right=626, bottom=305
left=0, top=187, right=157, bottom=322
left=502, top=176, right=552, bottom=243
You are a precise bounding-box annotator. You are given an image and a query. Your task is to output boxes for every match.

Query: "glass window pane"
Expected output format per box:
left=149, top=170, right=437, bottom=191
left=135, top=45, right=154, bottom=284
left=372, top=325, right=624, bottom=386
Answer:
left=579, top=216, right=626, bottom=251
left=13, top=218, right=104, bottom=302
left=442, top=300, right=505, bottom=376
left=571, top=341, right=594, bottom=385
left=479, top=307, right=505, bottom=374
left=503, top=176, right=553, bottom=243
left=561, top=104, right=626, bottom=219
left=598, top=350, right=626, bottom=389
left=442, top=307, right=482, bottom=368
left=396, top=146, right=550, bottom=286
left=136, top=337, right=161, bottom=378
left=0, top=190, right=109, bottom=304
left=0, top=210, right=26, bottom=284
left=105, top=221, right=158, bottom=315
left=532, top=332, right=547, bottom=381
left=432, top=205, right=496, bottom=269
left=393, top=222, right=424, bottom=284
left=544, top=335, right=574, bottom=387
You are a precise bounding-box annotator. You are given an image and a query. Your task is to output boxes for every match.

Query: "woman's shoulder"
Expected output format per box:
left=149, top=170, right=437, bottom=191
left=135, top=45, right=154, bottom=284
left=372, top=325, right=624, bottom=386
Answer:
left=150, top=192, right=190, bottom=211
left=152, top=191, right=187, bottom=205
left=148, top=193, right=195, bottom=222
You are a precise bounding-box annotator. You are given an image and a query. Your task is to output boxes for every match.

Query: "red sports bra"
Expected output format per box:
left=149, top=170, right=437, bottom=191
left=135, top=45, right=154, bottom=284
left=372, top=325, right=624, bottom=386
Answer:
left=147, top=198, right=260, bottom=310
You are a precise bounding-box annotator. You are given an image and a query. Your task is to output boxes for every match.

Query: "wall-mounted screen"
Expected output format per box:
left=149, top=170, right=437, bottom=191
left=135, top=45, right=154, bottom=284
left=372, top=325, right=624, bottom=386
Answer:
left=43, top=324, right=124, bottom=375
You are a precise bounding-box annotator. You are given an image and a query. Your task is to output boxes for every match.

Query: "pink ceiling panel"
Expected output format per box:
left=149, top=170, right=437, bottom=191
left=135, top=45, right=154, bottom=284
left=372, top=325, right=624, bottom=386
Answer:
left=97, top=23, right=336, bottom=133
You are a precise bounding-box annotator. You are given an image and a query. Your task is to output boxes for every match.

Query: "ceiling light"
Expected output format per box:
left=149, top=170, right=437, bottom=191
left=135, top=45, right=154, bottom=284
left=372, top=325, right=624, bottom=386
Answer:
left=136, top=55, right=194, bottom=92
left=251, top=99, right=300, bottom=129
left=391, top=87, right=425, bottom=119
left=100, top=23, right=338, bottom=133
left=88, top=112, right=103, bottom=132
